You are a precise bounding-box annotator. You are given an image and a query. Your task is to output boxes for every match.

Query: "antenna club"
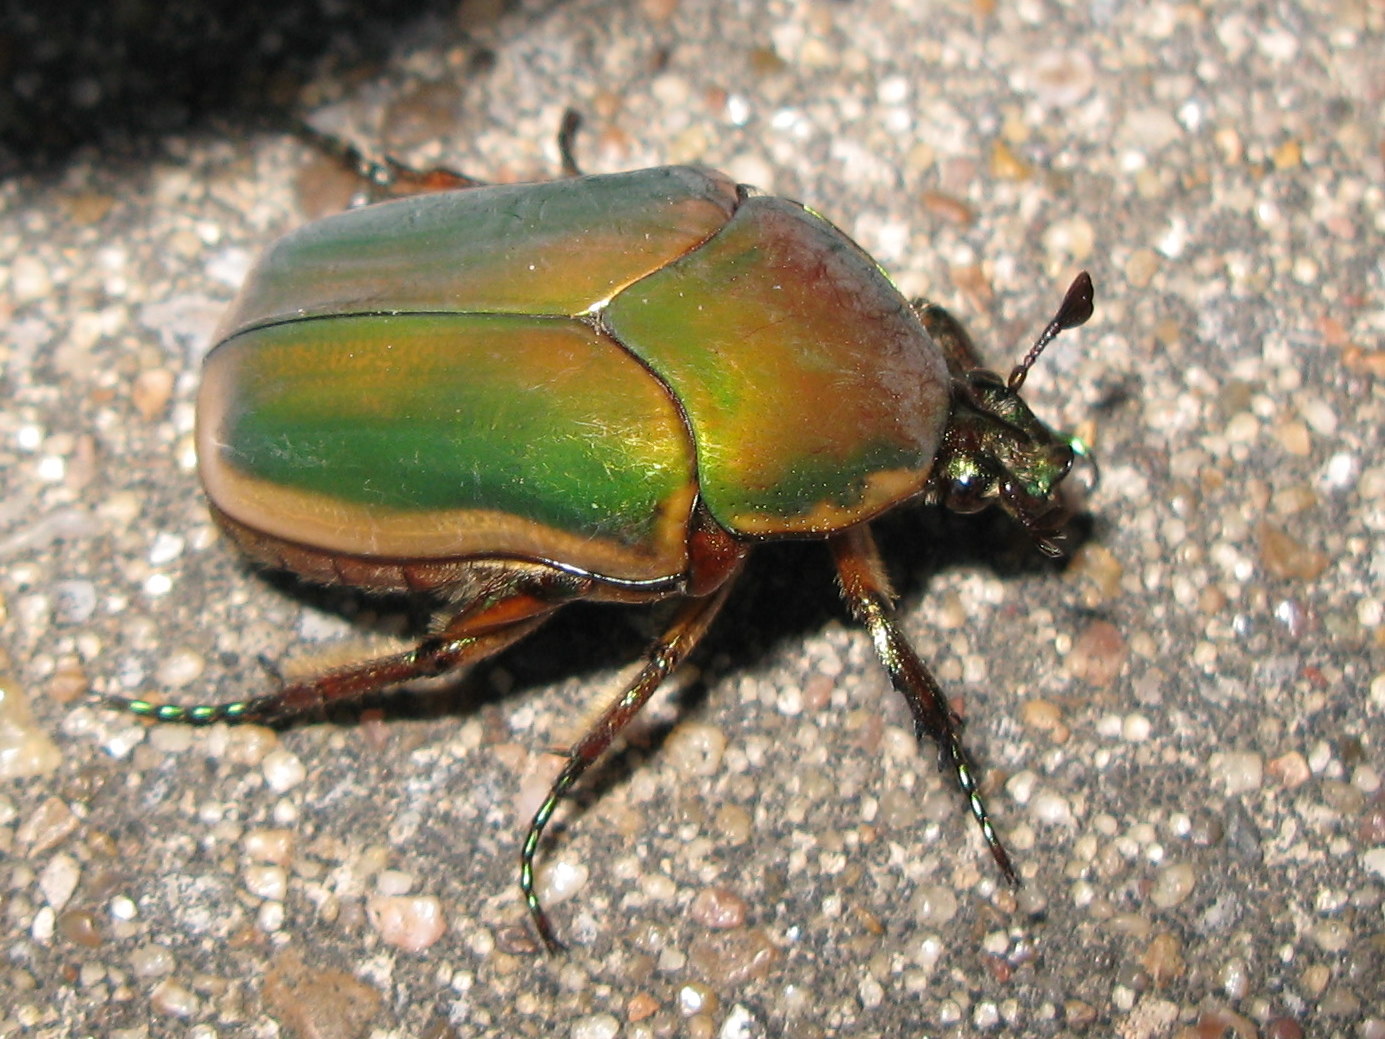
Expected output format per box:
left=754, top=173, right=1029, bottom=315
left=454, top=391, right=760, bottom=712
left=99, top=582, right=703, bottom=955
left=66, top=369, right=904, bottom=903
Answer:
left=1007, top=272, right=1095, bottom=392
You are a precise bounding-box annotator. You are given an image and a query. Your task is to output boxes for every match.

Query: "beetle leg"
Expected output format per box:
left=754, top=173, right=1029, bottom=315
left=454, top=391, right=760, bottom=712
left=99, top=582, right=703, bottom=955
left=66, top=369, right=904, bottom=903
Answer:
left=298, top=107, right=586, bottom=205
left=521, top=580, right=736, bottom=952
left=294, top=120, right=491, bottom=201
left=557, top=108, right=584, bottom=177
left=101, top=575, right=587, bottom=726
left=829, top=526, right=1019, bottom=887
left=913, top=296, right=988, bottom=377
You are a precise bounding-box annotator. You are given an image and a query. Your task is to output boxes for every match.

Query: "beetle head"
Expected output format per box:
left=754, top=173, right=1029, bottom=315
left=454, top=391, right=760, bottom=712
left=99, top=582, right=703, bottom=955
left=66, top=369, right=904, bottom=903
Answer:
left=922, top=273, right=1094, bottom=557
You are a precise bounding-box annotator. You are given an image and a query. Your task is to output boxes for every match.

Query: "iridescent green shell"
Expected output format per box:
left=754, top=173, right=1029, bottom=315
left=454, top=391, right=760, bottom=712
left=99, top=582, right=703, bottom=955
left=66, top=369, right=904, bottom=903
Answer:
left=198, top=166, right=950, bottom=587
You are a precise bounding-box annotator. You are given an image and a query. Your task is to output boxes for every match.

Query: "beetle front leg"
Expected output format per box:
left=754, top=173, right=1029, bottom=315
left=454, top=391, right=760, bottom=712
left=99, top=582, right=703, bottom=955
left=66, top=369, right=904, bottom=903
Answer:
left=829, top=526, right=1018, bottom=887
left=521, top=579, right=736, bottom=952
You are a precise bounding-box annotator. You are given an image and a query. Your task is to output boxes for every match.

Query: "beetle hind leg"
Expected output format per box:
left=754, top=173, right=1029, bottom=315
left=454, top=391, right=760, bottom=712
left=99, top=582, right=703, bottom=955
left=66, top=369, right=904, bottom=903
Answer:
left=829, top=526, right=1019, bottom=886
left=297, top=107, right=586, bottom=205
left=521, top=581, right=736, bottom=952
left=100, top=568, right=592, bottom=727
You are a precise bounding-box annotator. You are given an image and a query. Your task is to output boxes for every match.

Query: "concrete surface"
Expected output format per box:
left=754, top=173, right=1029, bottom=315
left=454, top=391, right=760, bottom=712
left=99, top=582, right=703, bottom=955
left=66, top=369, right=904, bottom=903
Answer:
left=1, top=0, right=1381, bottom=1036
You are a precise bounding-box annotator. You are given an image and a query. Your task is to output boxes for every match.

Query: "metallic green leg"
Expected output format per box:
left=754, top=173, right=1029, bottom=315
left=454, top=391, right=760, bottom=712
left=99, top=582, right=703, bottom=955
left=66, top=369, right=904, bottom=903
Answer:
left=520, top=581, right=735, bottom=951
left=830, top=526, right=1018, bottom=886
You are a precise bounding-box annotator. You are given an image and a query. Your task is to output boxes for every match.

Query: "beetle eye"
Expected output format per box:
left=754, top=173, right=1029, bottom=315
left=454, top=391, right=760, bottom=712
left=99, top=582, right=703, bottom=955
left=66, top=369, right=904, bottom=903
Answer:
left=946, top=473, right=991, bottom=513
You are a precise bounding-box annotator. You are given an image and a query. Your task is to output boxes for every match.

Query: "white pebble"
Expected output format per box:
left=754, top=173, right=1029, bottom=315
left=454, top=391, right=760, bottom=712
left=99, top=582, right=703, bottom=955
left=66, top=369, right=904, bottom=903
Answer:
left=1362, top=848, right=1385, bottom=878
left=569, top=1012, right=620, bottom=1039
left=719, top=1004, right=756, bottom=1039
left=148, top=725, right=195, bottom=753
left=261, top=749, right=306, bottom=792
left=38, top=853, right=80, bottom=911
left=1353, top=764, right=1380, bottom=794
left=911, top=884, right=958, bottom=926
left=243, top=865, right=287, bottom=902
left=641, top=871, right=677, bottom=902
left=367, top=895, right=446, bottom=953
left=257, top=900, right=284, bottom=933
left=375, top=869, right=415, bottom=896
left=150, top=978, right=199, bottom=1018
left=973, top=1002, right=1002, bottom=1029
left=10, top=255, right=53, bottom=302
left=0, top=670, right=62, bottom=779
left=1122, top=714, right=1152, bottom=741
left=1307, top=740, right=1334, bottom=774
left=1210, top=751, right=1263, bottom=795
left=31, top=906, right=55, bottom=942
left=537, top=857, right=590, bottom=906
left=912, top=935, right=945, bottom=972
left=1030, top=789, right=1075, bottom=827
left=858, top=974, right=884, bottom=1009
left=148, top=532, right=186, bottom=566
left=664, top=721, right=727, bottom=776
left=679, top=985, right=711, bottom=1014
left=155, top=649, right=205, bottom=689
left=1149, top=861, right=1197, bottom=908
left=1323, top=452, right=1355, bottom=488
left=1095, top=714, right=1123, bottom=738
left=1006, top=770, right=1037, bottom=805
left=129, top=943, right=176, bottom=978
left=242, top=828, right=294, bottom=865
left=143, top=573, right=173, bottom=597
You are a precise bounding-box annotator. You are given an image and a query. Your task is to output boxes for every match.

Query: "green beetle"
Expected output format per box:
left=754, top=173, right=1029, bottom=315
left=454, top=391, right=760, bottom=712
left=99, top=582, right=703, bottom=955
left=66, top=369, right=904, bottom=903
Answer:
left=107, top=153, right=1093, bottom=950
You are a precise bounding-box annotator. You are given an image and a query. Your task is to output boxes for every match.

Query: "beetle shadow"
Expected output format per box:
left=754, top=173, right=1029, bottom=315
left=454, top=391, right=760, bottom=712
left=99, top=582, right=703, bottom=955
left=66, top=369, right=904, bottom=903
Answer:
left=2, top=0, right=580, bottom=175
left=487, top=501, right=1100, bottom=814
left=703, top=503, right=1100, bottom=704
left=238, top=499, right=1097, bottom=809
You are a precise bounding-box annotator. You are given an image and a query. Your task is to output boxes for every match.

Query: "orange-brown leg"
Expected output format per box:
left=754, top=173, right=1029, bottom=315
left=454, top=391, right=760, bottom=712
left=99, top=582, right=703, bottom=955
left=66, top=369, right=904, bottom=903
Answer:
left=521, top=579, right=736, bottom=951
left=829, top=525, right=1018, bottom=885
left=304, top=108, right=585, bottom=202
left=100, top=569, right=591, bottom=726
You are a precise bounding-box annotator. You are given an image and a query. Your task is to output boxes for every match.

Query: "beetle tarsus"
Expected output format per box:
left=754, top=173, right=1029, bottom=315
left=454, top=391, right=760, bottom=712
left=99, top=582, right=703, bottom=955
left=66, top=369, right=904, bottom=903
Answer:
left=947, top=730, right=1020, bottom=887
left=96, top=692, right=261, bottom=726
left=521, top=776, right=575, bottom=955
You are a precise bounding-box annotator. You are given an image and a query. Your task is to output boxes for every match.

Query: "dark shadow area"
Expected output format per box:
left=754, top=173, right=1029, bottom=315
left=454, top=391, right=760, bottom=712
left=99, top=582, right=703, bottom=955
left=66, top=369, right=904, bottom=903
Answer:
left=234, top=495, right=1096, bottom=739
left=499, top=503, right=1099, bottom=869
left=167, top=500, right=1098, bottom=901
left=0, top=0, right=548, bottom=174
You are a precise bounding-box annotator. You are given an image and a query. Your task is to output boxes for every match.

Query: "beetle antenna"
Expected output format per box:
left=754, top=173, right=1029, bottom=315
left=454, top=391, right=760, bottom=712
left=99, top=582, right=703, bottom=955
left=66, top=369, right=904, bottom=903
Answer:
left=1007, top=272, right=1094, bottom=391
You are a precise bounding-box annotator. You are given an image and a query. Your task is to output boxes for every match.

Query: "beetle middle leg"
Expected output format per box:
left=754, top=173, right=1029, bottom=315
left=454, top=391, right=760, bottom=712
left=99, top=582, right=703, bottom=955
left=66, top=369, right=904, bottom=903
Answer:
left=521, top=580, right=736, bottom=951
left=829, top=525, right=1019, bottom=886
left=100, top=567, right=592, bottom=726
